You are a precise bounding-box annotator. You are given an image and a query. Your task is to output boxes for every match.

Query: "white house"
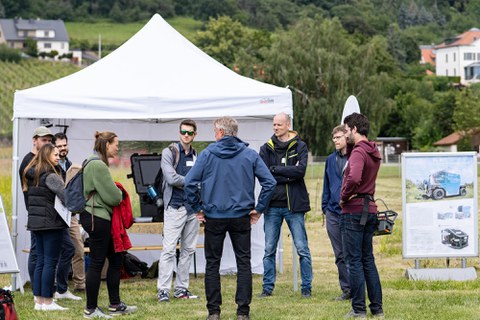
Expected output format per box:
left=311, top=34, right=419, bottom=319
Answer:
left=0, top=18, right=69, bottom=56
left=434, top=28, right=480, bottom=84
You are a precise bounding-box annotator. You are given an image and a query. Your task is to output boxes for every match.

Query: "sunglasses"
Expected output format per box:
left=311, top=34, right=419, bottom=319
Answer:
left=180, top=130, right=195, bottom=136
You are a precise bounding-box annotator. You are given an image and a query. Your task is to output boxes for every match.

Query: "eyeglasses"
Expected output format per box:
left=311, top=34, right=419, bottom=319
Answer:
left=332, top=135, right=344, bottom=141
left=180, top=130, right=195, bottom=136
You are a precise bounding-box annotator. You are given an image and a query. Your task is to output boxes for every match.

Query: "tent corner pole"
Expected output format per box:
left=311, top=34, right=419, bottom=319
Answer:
left=11, top=117, right=20, bottom=291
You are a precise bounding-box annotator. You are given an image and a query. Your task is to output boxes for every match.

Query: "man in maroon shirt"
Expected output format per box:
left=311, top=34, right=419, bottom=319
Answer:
left=340, top=113, right=384, bottom=319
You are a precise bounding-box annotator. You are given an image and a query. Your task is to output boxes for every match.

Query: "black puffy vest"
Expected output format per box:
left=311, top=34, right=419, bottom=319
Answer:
left=26, top=172, right=67, bottom=231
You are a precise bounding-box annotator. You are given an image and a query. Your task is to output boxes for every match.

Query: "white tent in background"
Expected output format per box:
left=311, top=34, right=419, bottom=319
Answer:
left=11, top=13, right=292, bottom=288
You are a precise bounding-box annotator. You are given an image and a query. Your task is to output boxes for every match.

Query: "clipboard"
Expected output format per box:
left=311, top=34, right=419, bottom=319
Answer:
left=55, top=196, right=71, bottom=227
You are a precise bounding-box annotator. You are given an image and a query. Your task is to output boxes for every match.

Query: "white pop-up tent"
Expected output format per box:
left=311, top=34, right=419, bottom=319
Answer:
left=11, top=13, right=292, bottom=287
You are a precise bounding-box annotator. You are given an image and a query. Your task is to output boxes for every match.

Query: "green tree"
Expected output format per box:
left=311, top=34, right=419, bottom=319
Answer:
left=453, top=85, right=480, bottom=133
left=262, top=17, right=396, bottom=155
left=195, top=16, right=250, bottom=66
left=24, top=38, right=38, bottom=57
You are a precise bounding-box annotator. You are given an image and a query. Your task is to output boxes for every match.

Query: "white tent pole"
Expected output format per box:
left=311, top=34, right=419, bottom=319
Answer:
left=11, top=117, right=20, bottom=291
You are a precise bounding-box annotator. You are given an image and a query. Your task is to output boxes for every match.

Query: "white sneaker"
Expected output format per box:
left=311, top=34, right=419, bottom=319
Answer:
left=42, top=301, right=68, bottom=311
left=34, top=303, right=42, bottom=311
left=55, top=290, right=82, bottom=300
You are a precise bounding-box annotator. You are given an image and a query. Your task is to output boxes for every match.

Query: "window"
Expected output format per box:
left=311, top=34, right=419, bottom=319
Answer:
left=446, top=54, right=448, bottom=63
left=454, top=68, right=456, bottom=76
left=478, top=53, right=480, bottom=61
left=446, top=69, right=448, bottom=76
left=464, top=52, right=475, bottom=60
left=454, top=52, right=456, bottom=62
left=44, top=43, right=51, bottom=49
left=44, top=31, right=49, bottom=37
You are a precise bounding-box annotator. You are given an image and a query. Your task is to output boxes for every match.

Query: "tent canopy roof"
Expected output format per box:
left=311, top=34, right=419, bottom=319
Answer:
left=13, top=14, right=291, bottom=120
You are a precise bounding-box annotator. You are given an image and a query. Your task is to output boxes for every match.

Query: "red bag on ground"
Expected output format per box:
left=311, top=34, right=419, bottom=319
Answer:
left=0, top=289, right=18, bottom=320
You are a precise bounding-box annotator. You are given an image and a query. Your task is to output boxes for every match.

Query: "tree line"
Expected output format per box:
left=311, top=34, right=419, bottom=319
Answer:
left=1, top=0, right=480, bottom=154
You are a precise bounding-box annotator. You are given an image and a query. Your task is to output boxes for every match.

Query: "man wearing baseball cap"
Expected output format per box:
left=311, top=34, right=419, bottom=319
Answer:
left=19, top=126, right=53, bottom=297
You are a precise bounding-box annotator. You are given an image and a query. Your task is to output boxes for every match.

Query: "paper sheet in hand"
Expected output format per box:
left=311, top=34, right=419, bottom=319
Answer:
left=341, top=95, right=361, bottom=124
left=55, top=196, right=71, bottom=227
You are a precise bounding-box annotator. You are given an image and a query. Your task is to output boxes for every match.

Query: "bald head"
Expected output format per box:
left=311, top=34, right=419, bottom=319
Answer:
left=273, top=112, right=291, bottom=141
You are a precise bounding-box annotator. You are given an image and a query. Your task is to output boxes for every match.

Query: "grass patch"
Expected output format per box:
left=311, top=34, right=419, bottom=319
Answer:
left=66, top=16, right=203, bottom=48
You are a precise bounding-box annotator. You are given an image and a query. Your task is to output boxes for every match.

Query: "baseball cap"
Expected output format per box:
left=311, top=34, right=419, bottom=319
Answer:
left=32, top=126, right=53, bottom=138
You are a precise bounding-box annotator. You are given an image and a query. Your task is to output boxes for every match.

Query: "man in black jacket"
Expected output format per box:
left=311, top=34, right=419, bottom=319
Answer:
left=259, top=112, right=313, bottom=298
left=52, top=133, right=82, bottom=300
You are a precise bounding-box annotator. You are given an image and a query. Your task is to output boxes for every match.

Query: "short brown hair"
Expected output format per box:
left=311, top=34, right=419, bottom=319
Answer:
left=332, top=125, right=347, bottom=136
left=179, top=119, right=197, bottom=132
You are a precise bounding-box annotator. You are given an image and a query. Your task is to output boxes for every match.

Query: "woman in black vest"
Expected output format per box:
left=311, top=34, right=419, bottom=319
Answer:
left=22, top=144, right=68, bottom=311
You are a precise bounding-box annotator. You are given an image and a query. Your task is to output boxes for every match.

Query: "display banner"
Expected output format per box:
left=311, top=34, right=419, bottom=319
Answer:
left=0, top=195, right=20, bottom=274
left=402, top=152, right=478, bottom=258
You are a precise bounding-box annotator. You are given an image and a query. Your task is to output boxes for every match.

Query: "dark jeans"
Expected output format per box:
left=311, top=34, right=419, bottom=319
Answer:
left=32, top=229, right=64, bottom=298
left=204, top=215, right=251, bottom=316
left=28, top=232, right=37, bottom=291
left=326, top=210, right=350, bottom=293
left=80, top=211, right=123, bottom=309
left=341, top=213, right=383, bottom=314
left=56, top=228, right=75, bottom=294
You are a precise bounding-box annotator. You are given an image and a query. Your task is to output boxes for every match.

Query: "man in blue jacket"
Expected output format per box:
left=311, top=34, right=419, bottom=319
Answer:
left=185, top=116, right=276, bottom=320
left=322, top=125, right=351, bottom=301
left=259, top=112, right=313, bottom=298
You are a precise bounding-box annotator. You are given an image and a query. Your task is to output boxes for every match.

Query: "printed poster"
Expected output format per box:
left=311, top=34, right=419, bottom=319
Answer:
left=402, top=152, right=478, bottom=258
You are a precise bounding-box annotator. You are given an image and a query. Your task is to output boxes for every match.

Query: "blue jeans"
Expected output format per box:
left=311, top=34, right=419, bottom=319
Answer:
left=263, top=207, right=312, bottom=293
left=56, top=228, right=75, bottom=294
left=32, top=229, right=64, bottom=298
left=204, top=215, right=251, bottom=316
left=341, top=213, right=383, bottom=314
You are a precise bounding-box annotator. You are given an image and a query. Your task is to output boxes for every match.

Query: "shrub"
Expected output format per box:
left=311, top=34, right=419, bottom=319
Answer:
left=0, top=44, right=21, bottom=62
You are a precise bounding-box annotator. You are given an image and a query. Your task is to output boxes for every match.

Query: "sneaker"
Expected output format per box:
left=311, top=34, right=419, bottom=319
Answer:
left=42, top=301, right=68, bottom=311
left=207, top=314, right=220, bottom=320
left=345, top=309, right=367, bottom=318
left=55, top=290, right=83, bottom=300
left=34, top=303, right=42, bottom=311
left=301, top=289, right=311, bottom=298
left=237, top=315, right=250, bottom=320
left=174, top=288, right=198, bottom=299
left=84, top=307, right=113, bottom=319
left=158, top=289, right=170, bottom=302
left=335, top=291, right=351, bottom=301
left=373, top=311, right=385, bottom=318
left=108, top=301, right=137, bottom=316
left=258, top=290, right=272, bottom=298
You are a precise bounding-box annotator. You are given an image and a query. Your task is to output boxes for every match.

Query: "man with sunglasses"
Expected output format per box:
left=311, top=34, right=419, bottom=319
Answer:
left=322, top=125, right=350, bottom=301
left=157, top=119, right=200, bottom=303
left=19, top=126, right=53, bottom=296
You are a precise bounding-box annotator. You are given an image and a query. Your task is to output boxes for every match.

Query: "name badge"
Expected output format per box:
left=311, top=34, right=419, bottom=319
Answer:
left=281, top=158, right=286, bottom=164
left=186, top=160, right=194, bottom=167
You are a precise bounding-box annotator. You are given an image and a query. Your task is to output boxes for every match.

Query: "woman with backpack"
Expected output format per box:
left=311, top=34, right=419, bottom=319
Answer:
left=80, top=131, right=137, bottom=319
left=22, top=144, right=69, bottom=311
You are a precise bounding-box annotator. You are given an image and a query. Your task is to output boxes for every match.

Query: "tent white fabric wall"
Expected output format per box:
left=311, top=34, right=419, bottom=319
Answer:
left=11, top=14, right=292, bottom=287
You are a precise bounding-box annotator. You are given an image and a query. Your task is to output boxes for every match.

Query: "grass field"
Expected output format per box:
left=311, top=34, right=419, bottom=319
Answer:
left=1, top=147, right=480, bottom=319
left=66, top=16, right=204, bottom=48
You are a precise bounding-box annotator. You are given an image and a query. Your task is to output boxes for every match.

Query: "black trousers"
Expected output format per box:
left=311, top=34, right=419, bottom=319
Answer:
left=80, top=211, right=123, bottom=309
left=204, top=215, right=251, bottom=316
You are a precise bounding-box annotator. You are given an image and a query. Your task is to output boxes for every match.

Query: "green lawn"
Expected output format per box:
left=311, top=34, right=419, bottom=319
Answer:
left=1, top=153, right=480, bottom=319
left=66, top=16, right=203, bottom=48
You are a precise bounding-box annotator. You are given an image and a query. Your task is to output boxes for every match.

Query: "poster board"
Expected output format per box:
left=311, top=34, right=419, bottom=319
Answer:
left=402, top=152, right=478, bottom=259
left=0, top=195, right=20, bottom=274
